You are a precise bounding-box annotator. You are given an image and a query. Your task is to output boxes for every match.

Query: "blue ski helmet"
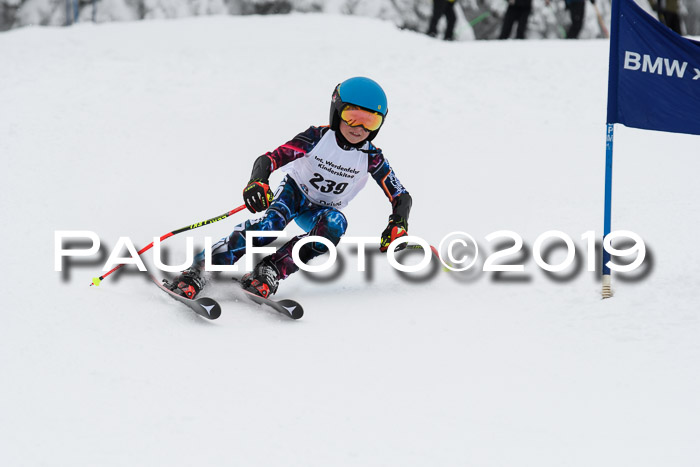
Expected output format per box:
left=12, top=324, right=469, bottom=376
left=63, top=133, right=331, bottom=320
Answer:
left=330, top=77, right=388, bottom=141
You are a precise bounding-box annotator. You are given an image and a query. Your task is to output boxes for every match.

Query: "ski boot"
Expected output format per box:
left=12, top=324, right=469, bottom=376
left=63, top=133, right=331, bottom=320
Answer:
left=168, top=266, right=206, bottom=300
left=240, top=258, right=279, bottom=299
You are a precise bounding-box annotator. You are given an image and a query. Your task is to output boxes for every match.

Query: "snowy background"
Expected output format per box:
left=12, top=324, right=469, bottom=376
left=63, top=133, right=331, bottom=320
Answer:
left=3, top=0, right=700, bottom=37
left=2, top=10, right=700, bottom=467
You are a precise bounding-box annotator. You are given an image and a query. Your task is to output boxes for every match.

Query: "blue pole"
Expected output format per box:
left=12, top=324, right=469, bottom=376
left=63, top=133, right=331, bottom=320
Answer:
left=602, top=123, right=614, bottom=297
left=602, top=1, right=620, bottom=298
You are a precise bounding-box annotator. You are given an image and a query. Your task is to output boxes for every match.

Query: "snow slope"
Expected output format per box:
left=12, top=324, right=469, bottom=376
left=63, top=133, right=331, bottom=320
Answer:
left=1, top=14, right=699, bottom=467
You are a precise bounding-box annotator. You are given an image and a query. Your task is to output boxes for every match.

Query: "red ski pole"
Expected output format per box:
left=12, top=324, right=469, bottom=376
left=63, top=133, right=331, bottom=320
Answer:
left=90, top=204, right=247, bottom=286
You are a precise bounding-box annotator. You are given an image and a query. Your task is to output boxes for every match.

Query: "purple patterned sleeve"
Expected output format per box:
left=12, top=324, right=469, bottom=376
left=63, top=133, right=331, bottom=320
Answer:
left=265, top=126, right=328, bottom=171
left=367, top=145, right=408, bottom=202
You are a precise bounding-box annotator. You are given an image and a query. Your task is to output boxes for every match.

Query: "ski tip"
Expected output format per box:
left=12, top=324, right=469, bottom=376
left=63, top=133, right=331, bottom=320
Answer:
left=278, top=299, right=304, bottom=320
left=195, top=297, right=222, bottom=320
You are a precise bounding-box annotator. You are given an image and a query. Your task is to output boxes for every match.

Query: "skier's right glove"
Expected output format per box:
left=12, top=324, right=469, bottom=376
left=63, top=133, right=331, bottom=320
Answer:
left=243, top=179, right=273, bottom=213
left=380, top=214, right=409, bottom=253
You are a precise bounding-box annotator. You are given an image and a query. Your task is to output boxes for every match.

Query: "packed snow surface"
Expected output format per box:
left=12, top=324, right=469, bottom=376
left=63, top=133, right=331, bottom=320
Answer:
left=1, top=14, right=699, bottom=467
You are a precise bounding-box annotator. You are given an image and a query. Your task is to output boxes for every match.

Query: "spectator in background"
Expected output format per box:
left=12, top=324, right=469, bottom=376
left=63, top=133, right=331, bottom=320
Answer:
left=499, top=0, right=533, bottom=39
left=427, top=0, right=457, bottom=41
left=651, top=0, right=683, bottom=35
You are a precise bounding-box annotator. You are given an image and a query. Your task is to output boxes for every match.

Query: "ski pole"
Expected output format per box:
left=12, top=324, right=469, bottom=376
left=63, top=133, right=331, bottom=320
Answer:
left=469, top=11, right=491, bottom=27
left=592, top=2, right=610, bottom=38
left=90, top=204, right=247, bottom=286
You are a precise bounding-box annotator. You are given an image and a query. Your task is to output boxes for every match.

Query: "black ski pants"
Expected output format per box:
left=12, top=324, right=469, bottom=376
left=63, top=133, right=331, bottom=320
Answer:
left=660, top=10, right=682, bottom=34
left=499, top=5, right=532, bottom=39
left=566, top=2, right=585, bottom=39
left=428, top=0, right=457, bottom=40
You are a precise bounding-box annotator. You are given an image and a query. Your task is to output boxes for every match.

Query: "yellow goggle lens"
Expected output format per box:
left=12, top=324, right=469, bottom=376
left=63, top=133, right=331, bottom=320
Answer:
left=340, top=105, right=384, bottom=132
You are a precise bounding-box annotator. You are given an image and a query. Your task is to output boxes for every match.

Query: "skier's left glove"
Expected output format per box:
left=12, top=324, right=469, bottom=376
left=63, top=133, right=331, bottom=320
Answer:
left=380, top=214, right=409, bottom=253
left=243, top=179, right=273, bottom=213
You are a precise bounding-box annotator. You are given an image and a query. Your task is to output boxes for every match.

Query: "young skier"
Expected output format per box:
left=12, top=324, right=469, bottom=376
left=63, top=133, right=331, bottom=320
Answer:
left=169, top=77, right=412, bottom=299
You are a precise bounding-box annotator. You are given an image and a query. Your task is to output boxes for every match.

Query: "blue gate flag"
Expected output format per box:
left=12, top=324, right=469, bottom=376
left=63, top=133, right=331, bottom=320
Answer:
left=606, top=0, right=700, bottom=136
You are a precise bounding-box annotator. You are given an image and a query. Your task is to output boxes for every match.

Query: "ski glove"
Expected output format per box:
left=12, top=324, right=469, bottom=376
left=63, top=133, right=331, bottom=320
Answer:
left=380, top=214, right=408, bottom=253
left=243, top=179, right=273, bottom=213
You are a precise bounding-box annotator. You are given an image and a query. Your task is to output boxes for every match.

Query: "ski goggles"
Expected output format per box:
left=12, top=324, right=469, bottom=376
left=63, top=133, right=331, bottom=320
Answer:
left=340, top=105, right=384, bottom=132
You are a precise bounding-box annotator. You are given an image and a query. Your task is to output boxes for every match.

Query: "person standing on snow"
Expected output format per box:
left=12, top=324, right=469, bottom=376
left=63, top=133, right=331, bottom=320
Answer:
left=499, top=0, right=533, bottom=40
left=427, top=0, right=458, bottom=41
left=168, top=77, right=412, bottom=299
left=559, top=0, right=595, bottom=39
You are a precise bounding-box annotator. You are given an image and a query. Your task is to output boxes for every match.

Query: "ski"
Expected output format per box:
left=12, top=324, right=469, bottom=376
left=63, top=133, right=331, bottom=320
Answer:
left=149, top=275, right=222, bottom=320
left=232, top=278, right=304, bottom=320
